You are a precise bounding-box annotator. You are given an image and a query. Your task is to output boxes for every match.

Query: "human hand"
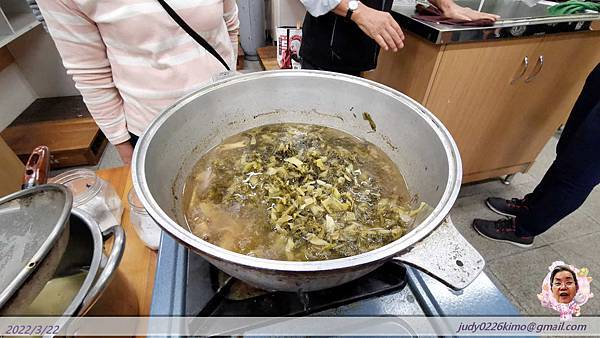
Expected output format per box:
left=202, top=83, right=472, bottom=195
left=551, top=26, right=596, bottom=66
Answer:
left=115, top=141, right=134, bottom=166
left=352, top=5, right=405, bottom=52
left=434, top=0, right=500, bottom=21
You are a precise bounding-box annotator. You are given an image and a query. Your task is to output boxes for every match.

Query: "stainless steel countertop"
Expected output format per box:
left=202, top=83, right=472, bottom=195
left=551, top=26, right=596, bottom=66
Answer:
left=392, top=0, right=600, bottom=43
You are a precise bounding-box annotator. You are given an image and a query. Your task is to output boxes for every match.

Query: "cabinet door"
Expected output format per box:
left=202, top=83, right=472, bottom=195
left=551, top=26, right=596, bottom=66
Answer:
left=521, top=32, right=600, bottom=121
left=363, top=32, right=443, bottom=103
left=425, top=38, right=542, bottom=177
left=505, top=32, right=600, bottom=170
left=541, top=32, right=600, bottom=116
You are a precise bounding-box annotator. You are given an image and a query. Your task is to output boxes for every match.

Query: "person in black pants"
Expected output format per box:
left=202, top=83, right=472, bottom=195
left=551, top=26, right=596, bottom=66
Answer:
left=473, top=63, right=600, bottom=248
left=298, top=0, right=499, bottom=76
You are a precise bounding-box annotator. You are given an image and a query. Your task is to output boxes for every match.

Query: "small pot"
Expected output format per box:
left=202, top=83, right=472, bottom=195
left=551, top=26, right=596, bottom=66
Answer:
left=0, top=146, right=125, bottom=316
left=20, top=208, right=125, bottom=317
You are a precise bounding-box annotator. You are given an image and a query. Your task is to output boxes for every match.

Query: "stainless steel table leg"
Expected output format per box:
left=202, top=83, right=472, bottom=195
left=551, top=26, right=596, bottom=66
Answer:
left=502, top=174, right=516, bottom=185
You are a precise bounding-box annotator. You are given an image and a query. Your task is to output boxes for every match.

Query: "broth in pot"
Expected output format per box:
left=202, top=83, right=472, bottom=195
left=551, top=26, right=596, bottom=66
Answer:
left=183, top=124, right=426, bottom=261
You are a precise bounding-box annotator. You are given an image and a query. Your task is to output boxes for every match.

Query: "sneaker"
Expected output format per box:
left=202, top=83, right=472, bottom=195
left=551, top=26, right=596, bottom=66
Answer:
left=485, top=197, right=528, bottom=217
left=472, top=218, right=534, bottom=248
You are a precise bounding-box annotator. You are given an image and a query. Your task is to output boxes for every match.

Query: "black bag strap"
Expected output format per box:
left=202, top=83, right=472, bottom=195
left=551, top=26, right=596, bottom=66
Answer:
left=157, top=0, right=230, bottom=71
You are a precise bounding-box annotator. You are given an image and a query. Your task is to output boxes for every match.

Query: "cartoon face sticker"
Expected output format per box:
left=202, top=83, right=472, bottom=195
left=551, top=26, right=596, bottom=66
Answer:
left=538, top=261, right=594, bottom=321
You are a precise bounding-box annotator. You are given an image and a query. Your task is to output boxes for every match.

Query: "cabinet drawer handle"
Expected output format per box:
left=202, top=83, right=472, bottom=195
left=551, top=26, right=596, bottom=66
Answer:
left=525, top=55, right=544, bottom=83
left=511, top=56, right=528, bottom=84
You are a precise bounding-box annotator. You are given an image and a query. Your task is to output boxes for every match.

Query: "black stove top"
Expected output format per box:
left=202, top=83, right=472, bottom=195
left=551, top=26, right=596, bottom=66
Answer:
left=194, top=261, right=408, bottom=317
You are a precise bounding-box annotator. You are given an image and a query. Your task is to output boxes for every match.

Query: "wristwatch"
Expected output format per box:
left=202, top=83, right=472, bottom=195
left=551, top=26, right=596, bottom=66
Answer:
left=346, top=0, right=359, bottom=20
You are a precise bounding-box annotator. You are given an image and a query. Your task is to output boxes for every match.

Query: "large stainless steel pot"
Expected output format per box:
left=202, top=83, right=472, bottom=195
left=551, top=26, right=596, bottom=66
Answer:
left=133, top=70, right=484, bottom=292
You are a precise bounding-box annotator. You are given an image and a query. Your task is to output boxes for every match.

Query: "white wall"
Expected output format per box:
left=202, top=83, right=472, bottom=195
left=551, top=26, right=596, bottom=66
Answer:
left=269, top=0, right=306, bottom=39
left=0, top=24, right=79, bottom=130
left=8, top=25, right=78, bottom=98
left=0, top=63, right=36, bottom=130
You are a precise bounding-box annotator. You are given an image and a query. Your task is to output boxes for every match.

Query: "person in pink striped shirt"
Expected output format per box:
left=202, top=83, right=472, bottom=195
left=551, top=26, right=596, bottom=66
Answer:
left=36, top=0, right=239, bottom=164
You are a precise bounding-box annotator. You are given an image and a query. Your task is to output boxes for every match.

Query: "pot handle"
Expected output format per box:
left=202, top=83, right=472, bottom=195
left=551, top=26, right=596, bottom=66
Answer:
left=22, top=145, right=50, bottom=189
left=79, top=224, right=126, bottom=314
left=393, top=216, right=485, bottom=290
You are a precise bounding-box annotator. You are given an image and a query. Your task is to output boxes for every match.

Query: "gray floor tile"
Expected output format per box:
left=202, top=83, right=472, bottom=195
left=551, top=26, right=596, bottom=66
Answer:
left=486, top=245, right=563, bottom=315
left=546, top=233, right=600, bottom=316
left=458, top=183, right=488, bottom=199
left=479, top=267, right=515, bottom=307
left=505, top=172, right=538, bottom=187
left=585, top=285, right=600, bottom=316
left=477, top=182, right=600, bottom=248
left=526, top=136, right=557, bottom=181
left=483, top=181, right=532, bottom=201
left=98, top=143, right=123, bottom=169
left=459, top=178, right=536, bottom=201
left=514, top=179, right=539, bottom=196
left=458, top=180, right=503, bottom=198
left=450, top=193, right=548, bottom=262
left=548, top=232, right=600, bottom=280
left=535, top=212, right=600, bottom=246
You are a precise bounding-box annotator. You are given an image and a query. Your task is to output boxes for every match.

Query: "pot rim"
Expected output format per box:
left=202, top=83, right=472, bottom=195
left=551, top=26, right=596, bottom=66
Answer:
left=133, top=70, right=462, bottom=272
left=61, top=208, right=103, bottom=316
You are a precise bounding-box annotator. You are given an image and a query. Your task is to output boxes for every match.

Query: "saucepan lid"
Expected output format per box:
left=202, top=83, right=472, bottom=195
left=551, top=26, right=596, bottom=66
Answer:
left=0, top=147, right=72, bottom=309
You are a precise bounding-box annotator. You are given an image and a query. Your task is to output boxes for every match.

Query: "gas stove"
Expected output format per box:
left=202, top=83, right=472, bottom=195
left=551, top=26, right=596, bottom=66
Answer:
left=151, top=233, right=519, bottom=335
left=188, top=253, right=411, bottom=317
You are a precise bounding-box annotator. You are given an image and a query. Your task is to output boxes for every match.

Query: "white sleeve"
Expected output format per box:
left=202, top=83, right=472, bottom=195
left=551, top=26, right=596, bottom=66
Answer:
left=299, top=0, right=342, bottom=17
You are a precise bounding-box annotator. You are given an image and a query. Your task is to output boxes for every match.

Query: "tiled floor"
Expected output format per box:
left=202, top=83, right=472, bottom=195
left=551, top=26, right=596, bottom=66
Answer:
left=450, top=136, right=600, bottom=316
left=56, top=61, right=600, bottom=316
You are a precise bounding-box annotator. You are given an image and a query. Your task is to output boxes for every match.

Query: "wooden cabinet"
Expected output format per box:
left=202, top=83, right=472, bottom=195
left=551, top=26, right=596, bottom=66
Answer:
left=426, top=38, right=542, bottom=179
left=365, top=31, right=600, bottom=183
left=1, top=117, right=108, bottom=169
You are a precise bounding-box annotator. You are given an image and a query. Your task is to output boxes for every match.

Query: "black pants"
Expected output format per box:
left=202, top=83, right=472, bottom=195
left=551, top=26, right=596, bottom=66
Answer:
left=516, top=63, right=600, bottom=237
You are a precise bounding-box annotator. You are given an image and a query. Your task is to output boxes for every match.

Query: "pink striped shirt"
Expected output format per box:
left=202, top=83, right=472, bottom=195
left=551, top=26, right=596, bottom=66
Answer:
left=36, top=0, right=239, bottom=144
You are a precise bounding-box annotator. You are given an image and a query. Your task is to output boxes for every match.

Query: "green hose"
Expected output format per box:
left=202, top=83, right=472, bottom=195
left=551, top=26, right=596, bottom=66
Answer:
left=548, top=0, right=600, bottom=15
